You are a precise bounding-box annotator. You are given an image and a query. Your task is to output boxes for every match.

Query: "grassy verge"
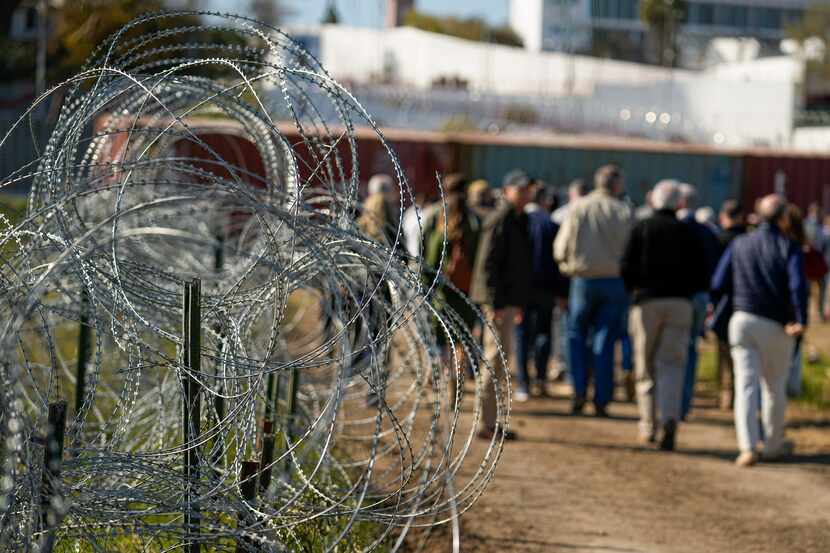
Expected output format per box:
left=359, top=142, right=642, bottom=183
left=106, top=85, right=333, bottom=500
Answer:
left=697, top=339, right=830, bottom=409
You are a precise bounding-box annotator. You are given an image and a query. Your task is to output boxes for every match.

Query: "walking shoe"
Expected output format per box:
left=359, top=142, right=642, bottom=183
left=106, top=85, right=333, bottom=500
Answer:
left=638, top=433, right=656, bottom=446
left=735, top=451, right=760, bottom=468
left=477, top=425, right=518, bottom=441
left=594, top=404, right=609, bottom=418
left=571, top=396, right=586, bottom=415
left=763, top=440, right=795, bottom=462
left=659, top=420, right=676, bottom=451
left=536, top=382, right=552, bottom=398
left=514, top=389, right=529, bottom=403
left=624, top=372, right=636, bottom=403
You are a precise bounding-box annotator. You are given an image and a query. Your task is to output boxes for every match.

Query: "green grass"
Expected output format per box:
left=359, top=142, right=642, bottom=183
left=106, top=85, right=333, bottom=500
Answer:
left=799, top=353, right=830, bottom=408
left=0, top=192, right=27, bottom=224
left=695, top=345, right=718, bottom=389
left=696, top=341, right=830, bottom=409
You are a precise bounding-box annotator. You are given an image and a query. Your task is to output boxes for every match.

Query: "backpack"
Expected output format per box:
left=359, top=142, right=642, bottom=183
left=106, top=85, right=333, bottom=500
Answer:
left=445, top=238, right=473, bottom=293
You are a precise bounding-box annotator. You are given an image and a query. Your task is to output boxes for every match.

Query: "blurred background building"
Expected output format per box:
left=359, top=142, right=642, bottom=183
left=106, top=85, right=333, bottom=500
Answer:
left=511, top=0, right=810, bottom=67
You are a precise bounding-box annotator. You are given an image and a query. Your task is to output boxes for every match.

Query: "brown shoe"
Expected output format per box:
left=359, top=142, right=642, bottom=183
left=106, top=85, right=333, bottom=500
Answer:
left=735, top=451, right=760, bottom=468
left=477, top=426, right=518, bottom=441
left=638, top=433, right=656, bottom=446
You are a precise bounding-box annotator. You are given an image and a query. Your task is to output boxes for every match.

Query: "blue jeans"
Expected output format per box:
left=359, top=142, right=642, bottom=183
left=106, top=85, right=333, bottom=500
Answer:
left=515, top=302, right=553, bottom=392
left=620, top=319, right=633, bottom=373
left=567, top=277, right=628, bottom=407
left=681, top=292, right=709, bottom=418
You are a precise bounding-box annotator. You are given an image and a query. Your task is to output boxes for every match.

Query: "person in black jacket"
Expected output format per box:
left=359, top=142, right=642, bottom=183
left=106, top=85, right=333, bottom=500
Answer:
left=469, top=169, right=534, bottom=440
left=677, top=183, right=721, bottom=419
left=621, top=180, right=708, bottom=451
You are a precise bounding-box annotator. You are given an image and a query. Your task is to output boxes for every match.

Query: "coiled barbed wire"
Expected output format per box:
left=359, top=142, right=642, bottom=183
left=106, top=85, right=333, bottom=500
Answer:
left=0, top=11, right=510, bottom=552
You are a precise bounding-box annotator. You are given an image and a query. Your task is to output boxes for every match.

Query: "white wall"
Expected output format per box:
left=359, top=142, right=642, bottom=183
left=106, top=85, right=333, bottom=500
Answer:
left=793, top=127, right=830, bottom=151
left=289, top=25, right=803, bottom=148
left=318, top=25, right=681, bottom=97
left=703, top=56, right=804, bottom=85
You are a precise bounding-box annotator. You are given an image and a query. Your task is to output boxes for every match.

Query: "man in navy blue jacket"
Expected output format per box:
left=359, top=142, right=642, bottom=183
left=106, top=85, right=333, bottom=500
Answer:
left=677, top=183, right=722, bottom=419
left=514, top=184, right=569, bottom=401
left=711, top=194, right=808, bottom=468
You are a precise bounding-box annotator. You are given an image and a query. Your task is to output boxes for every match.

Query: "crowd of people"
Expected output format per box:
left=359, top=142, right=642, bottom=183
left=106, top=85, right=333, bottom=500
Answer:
left=360, top=164, right=829, bottom=468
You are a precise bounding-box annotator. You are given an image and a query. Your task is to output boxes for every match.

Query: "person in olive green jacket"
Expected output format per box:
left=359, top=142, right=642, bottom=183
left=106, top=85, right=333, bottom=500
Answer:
left=469, top=169, right=534, bottom=441
left=424, top=174, right=481, bottom=331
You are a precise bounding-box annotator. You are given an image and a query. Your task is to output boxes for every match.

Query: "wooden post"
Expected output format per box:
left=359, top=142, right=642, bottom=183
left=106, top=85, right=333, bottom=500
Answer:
left=182, top=278, right=202, bottom=553
left=236, top=460, right=260, bottom=553
left=40, top=400, right=67, bottom=553
left=75, top=289, right=91, bottom=417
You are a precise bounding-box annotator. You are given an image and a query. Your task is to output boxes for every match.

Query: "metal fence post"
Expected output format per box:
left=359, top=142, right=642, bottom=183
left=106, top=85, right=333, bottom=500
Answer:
left=183, top=278, right=202, bottom=553
left=39, top=400, right=67, bottom=553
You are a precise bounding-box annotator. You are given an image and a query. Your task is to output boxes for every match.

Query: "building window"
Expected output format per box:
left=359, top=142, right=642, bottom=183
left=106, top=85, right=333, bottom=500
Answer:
left=733, top=6, right=749, bottom=28
left=590, top=0, right=638, bottom=20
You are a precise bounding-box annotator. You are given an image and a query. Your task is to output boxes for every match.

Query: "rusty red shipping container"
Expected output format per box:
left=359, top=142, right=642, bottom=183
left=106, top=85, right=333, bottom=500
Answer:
left=742, top=153, right=830, bottom=214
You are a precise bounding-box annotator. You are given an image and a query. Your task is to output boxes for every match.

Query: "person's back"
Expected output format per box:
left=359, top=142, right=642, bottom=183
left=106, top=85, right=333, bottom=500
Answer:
left=621, top=209, right=707, bottom=302
left=712, top=195, right=808, bottom=467
left=731, top=223, right=806, bottom=327
left=553, top=164, right=632, bottom=416
left=554, top=189, right=632, bottom=278
left=470, top=203, right=533, bottom=308
left=679, top=212, right=720, bottom=283
left=527, top=208, right=565, bottom=296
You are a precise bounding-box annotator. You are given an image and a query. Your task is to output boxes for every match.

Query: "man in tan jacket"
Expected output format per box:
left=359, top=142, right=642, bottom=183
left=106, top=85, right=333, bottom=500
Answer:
left=554, top=164, right=633, bottom=416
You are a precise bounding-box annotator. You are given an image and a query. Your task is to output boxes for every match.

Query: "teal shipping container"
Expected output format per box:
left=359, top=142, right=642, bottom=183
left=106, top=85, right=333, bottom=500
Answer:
left=454, top=135, right=743, bottom=210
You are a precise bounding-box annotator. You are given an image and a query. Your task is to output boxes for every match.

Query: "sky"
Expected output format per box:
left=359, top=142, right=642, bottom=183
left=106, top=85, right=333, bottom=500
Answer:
left=213, top=0, right=510, bottom=27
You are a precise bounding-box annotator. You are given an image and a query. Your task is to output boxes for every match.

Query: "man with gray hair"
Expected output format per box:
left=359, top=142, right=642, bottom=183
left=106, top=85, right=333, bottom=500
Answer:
left=554, top=164, right=633, bottom=416
left=711, top=194, right=807, bottom=467
left=621, top=180, right=708, bottom=450
left=677, top=182, right=721, bottom=419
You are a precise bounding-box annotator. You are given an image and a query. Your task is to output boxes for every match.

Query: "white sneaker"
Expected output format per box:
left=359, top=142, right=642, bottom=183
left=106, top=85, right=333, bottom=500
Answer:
left=514, top=390, right=529, bottom=402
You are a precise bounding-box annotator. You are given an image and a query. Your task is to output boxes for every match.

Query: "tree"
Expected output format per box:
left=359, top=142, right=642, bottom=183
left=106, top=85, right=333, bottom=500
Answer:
left=52, top=1, right=247, bottom=81
left=786, top=3, right=830, bottom=106
left=403, top=10, right=522, bottom=48
left=249, top=0, right=283, bottom=28
left=321, top=0, right=340, bottom=24
left=640, top=0, right=687, bottom=66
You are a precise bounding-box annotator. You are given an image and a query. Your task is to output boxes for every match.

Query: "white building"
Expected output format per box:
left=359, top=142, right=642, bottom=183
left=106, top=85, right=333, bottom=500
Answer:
left=510, top=0, right=816, bottom=65
left=281, top=24, right=805, bottom=148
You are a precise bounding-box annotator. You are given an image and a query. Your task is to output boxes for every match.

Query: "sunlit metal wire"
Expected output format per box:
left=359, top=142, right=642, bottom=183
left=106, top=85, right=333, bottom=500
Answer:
left=0, top=11, right=510, bottom=552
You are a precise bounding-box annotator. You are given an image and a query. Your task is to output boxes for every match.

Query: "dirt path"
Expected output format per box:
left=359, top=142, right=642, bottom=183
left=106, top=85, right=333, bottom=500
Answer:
left=424, top=378, right=830, bottom=553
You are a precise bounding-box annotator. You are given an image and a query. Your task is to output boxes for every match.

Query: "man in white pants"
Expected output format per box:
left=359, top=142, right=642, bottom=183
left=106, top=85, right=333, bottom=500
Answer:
left=711, top=194, right=808, bottom=467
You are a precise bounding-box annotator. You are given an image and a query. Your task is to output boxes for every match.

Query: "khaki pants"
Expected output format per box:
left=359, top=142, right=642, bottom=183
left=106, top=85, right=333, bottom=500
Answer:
left=480, top=305, right=517, bottom=431
left=730, top=311, right=794, bottom=455
left=629, top=299, right=693, bottom=438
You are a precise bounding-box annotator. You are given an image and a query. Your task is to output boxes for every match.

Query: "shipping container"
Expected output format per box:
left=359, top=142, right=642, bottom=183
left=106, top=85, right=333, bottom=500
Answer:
left=741, top=153, right=830, bottom=214
left=453, top=133, right=743, bottom=209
